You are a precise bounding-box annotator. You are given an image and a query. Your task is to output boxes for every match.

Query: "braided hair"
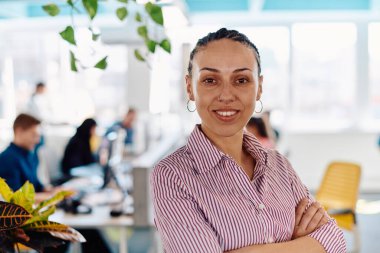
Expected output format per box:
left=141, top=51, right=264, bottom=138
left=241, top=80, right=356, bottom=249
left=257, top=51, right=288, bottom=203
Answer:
left=187, top=28, right=261, bottom=77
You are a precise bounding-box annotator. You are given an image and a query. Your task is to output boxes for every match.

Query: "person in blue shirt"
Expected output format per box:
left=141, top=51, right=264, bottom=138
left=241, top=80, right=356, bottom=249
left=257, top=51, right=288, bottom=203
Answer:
left=0, top=113, right=44, bottom=192
left=106, top=108, right=136, bottom=145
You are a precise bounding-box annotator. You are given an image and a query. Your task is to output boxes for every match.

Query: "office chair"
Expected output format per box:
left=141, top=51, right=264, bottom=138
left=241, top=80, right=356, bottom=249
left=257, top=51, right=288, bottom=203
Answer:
left=316, top=161, right=361, bottom=253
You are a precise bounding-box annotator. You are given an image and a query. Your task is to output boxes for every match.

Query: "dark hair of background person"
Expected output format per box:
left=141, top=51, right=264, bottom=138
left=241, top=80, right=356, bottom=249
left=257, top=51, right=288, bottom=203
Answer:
left=36, top=82, right=45, bottom=89
left=13, top=113, right=41, bottom=132
left=61, top=118, right=97, bottom=177
left=75, top=118, right=97, bottom=140
left=187, top=28, right=261, bottom=77
left=247, top=117, right=269, bottom=138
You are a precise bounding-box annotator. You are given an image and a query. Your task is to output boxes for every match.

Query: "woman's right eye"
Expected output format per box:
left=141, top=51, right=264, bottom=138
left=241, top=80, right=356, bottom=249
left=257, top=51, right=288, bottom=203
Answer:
left=203, top=78, right=216, bottom=85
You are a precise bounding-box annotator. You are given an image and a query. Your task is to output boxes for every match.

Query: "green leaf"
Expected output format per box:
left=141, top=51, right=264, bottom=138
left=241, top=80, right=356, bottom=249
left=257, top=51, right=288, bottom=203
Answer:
left=137, top=25, right=148, bottom=39
left=116, top=7, right=128, bottom=21
left=82, top=0, right=98, bottom=20
left=60, top=26, right=76, bottom=45
left=0, top=201, right=32, bottom=230
left=42, top=3, right=60, bottom=16
left=10, top=182, right=35, bottom=213
left=23, top=221, right=86, bottom=243
left=92, top=32, right=100, bottom=41
left=118, top=0, right=128, bottom=3
left=24, top=206, right=56, bottom=225
left=145, top=39, right=157, bottom=53
left=135, top=12, right=142, bottom=22
left=33, top=191, right=74, bottom=215
left=94, top=56, right=108, bottom=69
left=159, top=39, right=171, bottom=53
left=67, top=0, right=74, bottom=7
left=0, top=178, right=14, bottom=202
left=70, top=51, right=78, bottom=72
left=134, top=49, right=145, bottom=62
left=145, top=2, right=163, bottom=25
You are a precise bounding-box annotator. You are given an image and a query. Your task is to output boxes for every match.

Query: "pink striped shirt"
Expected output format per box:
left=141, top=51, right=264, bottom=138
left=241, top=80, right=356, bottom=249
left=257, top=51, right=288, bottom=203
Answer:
left=151, top=125, right=346, bottom=252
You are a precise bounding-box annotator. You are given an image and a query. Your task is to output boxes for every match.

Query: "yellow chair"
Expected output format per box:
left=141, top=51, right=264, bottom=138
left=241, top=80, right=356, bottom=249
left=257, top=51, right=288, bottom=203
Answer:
left=316, top=161, right=361, bottom=253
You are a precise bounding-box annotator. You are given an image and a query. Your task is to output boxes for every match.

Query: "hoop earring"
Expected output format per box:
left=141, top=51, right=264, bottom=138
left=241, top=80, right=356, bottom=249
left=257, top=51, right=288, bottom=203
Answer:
left=187, top=100, right=196, bottom=112
left=255, top=99, right=263, bottom=113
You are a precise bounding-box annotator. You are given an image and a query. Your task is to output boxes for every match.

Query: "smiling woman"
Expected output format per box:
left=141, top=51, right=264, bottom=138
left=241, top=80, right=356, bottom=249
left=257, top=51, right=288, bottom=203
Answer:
left=151, top=28, right=346, bottom=253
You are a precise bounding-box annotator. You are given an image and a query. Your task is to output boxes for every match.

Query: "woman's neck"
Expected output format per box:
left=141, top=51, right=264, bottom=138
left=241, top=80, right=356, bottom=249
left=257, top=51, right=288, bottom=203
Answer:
left=200, top=125, right=244, bottom=165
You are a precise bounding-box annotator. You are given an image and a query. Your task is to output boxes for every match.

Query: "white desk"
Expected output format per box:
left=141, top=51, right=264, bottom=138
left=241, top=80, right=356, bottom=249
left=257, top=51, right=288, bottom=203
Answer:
left=51, top=207, right=133, bottom=253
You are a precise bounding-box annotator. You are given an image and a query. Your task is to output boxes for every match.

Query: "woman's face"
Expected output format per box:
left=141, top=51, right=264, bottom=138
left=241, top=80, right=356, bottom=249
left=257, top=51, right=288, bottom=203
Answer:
left=186, top=39, right=263, bottom=139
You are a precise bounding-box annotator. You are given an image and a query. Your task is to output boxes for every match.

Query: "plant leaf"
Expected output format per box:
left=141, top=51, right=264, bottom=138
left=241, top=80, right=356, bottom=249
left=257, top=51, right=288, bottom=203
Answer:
left=23, top=221, right=86, bottom=243
left=60, top=26, right=76, bottom=45
left=42, top=3, right=60, bottom=16
left=134, top=49, right=145, bottom=62
left=82, top=0, right=98, bottom=20
left=135, top=12, right=142, bottom=22
left=10, top=181, right=35, bottom=213
left=94, top=56, right=108, bottom=69
left=50, top=227, right=86, bottom=243
left=67, top=0, right=74, bottom=7
left=0, top=178, right=14, bottom=202
left=33, top=191, right=74, bottom=215
left=145, top=39, right=157, bottom=53
left=145, top=2, right=163, bottom=25
left=0, top=201, right=32, bottom=231
left=24, top=206, right=56, bottom=225
left=70, top=51, right=78, bottom=72
left=118, top=0, right=128, bottom=3
left=116, top=7, right=128, bottom=21
left=159, top=39, right=171, bottom=53
left=17, top=231, right=66, bottom=253
left=137, top=25, right=148, bottom=39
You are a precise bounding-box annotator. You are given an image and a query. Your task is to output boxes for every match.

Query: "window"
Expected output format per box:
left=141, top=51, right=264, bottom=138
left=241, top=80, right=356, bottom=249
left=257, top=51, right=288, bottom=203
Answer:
left=291, top=23, right=357, bottom=130
left=239, top=27, right=290, bottom=112
left=369, top=23, right=380, bottom=120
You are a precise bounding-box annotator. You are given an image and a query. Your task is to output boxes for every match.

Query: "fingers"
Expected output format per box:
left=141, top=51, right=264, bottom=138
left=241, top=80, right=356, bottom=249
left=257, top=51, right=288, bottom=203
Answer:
left=316, top=211, right=330, bottom=228
left=298, top=202, right=321, bottom=231
left=295, top=198, right=308, bottom=226
left=306, top=207, right=324, bottom=231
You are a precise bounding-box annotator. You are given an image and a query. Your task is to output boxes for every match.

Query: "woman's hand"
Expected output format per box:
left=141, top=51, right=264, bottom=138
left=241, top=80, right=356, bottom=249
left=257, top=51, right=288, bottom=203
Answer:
left=292, top=198, right=329, bottom=239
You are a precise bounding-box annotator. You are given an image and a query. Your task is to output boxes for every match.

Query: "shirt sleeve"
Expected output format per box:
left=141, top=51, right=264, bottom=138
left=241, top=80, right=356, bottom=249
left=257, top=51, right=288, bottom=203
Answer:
left=151, top=164, right=222, bottom=253
left=282, top=155, right=347, bottom=253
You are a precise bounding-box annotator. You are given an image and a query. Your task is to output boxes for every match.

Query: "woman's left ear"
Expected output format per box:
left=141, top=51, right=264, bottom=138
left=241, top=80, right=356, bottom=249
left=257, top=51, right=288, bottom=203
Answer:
left=256, top=75, right=263, bottom=100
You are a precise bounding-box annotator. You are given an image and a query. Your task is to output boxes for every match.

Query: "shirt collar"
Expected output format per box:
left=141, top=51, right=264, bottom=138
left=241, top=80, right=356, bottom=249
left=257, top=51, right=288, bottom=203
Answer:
left=186, top=125, right=269, bottom=174
left=9, top=142, right=32, bottom=156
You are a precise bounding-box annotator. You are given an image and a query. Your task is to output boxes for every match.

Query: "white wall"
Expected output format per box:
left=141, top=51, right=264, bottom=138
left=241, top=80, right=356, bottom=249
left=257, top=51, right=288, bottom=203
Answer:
left=282, top=131, right=380, bottom=193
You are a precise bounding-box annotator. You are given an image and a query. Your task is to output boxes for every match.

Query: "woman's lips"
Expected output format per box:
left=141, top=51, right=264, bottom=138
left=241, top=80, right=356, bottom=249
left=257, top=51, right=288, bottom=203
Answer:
left=213, top=110, right=239, bottom=122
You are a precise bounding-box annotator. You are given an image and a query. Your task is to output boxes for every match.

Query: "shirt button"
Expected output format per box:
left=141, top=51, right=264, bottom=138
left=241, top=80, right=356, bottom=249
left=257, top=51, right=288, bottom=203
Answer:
left=267, top=237, right=274, bottom=243
left=258, top=203, right=265, bottom=210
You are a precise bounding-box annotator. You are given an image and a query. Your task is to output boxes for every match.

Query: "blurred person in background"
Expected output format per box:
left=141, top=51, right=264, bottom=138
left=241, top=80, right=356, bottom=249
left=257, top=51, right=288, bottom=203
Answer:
left=26, top=82, right=55, bottom=123
left=61, top=118, right=98, bottom=180
left=246, top=116, right=276, bottom=149
left=106, top=108, right=137, bottom=146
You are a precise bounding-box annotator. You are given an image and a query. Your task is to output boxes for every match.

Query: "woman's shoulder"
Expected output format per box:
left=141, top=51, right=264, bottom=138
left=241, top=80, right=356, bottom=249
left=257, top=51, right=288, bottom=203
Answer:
left=153, top=145, right=194, bottom=176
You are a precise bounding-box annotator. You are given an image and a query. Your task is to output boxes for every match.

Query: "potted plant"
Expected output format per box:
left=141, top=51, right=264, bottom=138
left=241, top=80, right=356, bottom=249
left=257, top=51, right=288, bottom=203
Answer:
left=0, top=178, right=85, bottom=253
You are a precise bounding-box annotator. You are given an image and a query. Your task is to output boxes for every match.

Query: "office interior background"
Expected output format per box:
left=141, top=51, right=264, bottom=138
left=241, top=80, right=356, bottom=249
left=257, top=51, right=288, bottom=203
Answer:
left=0, top=0, right=380, bottom=252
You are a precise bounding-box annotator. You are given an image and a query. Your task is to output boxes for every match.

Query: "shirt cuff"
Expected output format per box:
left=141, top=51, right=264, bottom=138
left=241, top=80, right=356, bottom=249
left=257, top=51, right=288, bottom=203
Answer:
left=308, top=219, right=347, bottom=253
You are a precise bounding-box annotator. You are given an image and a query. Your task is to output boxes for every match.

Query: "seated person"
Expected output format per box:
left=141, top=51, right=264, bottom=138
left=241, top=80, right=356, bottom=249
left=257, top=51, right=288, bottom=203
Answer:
left=61, top=118, right=112, bottom=253
left=61, top=118, right=98, bottom=179
left=106, top=108, right=137, bottom=146
left=0, top=113, right=45, bottom=193
left=246, top=116, right=276, bottom=149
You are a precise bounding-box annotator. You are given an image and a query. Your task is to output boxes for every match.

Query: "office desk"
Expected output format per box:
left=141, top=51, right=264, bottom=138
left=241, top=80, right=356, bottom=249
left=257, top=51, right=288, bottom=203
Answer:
left=51, top=207, right=133, bottom=253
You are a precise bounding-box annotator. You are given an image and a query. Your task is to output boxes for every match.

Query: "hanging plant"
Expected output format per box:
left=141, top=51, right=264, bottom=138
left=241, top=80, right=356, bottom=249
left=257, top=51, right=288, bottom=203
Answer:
left=0, top=178, right=85, bottom=253
left=42, top=0, right=172, bottom=72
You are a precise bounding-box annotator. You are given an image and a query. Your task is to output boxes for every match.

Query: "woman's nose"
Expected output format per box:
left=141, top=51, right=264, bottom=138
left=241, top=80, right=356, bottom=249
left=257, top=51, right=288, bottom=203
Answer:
left=217, top=83, right=235, bottom=103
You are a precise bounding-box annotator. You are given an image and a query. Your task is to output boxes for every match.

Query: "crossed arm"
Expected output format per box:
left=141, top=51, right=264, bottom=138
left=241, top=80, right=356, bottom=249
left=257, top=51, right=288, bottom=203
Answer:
left=226, top=199, right=329, bottom=253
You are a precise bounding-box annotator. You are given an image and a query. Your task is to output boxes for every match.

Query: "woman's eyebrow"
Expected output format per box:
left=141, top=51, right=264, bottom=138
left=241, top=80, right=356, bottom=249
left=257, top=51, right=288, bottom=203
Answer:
left=233, top=68, right=252, bottom=73
left=199, top=67, right=252, bottom=73
left=200, top=67, right=219, bottom=72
